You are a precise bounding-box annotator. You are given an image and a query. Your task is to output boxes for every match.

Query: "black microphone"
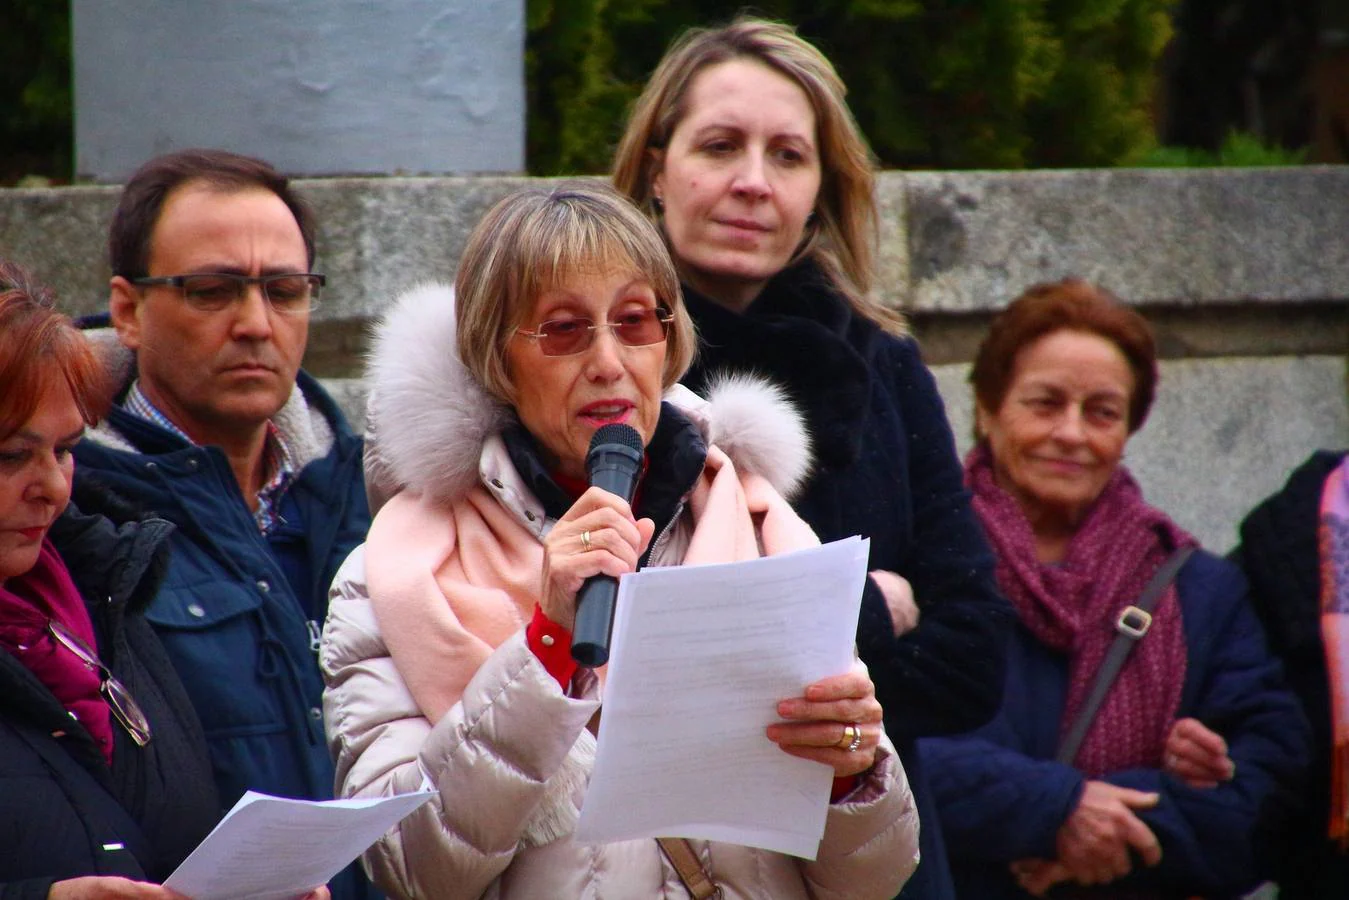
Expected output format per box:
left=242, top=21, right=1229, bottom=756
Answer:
left=571, top=423, right=644, bottom=667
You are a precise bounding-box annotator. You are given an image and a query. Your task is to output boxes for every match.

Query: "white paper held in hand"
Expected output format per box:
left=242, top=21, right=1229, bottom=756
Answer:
left=577, top=536, right=871, bottom=859
left=164, top=788, right=434, bottom=900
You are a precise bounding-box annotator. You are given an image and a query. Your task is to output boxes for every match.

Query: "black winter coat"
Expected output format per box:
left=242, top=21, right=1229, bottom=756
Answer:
left=681, top=262, right=1012, bottom=900
left=1235, top=449, right=1349, bottom=899
left=0, top=481, right=219, bottom=899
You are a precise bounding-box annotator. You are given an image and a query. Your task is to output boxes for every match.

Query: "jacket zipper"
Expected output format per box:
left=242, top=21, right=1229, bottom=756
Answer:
left=644, top=498, right=686, bottom=567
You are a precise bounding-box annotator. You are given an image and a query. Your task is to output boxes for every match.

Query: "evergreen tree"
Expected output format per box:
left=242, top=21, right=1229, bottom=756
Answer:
left=0, top=0, right=72, bottom=184
left=525, top=0, right=1175, bottom=172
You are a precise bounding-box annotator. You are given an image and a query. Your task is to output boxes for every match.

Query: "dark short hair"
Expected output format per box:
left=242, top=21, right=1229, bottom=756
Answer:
left=970, top=278, right=1158, bottom=433
left=108, top=148, right=316, bottom=278
left=0, top=260, right=109, bottom=439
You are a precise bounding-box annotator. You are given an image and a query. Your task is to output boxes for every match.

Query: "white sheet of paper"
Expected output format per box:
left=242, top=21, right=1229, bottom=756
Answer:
left=164, top=789, right=434, bottom=900
left=576, top=536, right=871, bottom=859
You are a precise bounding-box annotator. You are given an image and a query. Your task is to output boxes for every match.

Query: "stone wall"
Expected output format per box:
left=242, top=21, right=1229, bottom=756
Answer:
left=2, top=168, right=1345, bottom=549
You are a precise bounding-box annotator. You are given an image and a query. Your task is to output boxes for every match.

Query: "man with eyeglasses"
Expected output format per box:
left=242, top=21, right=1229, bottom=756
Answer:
left=74, top=149, right=374, bottom=899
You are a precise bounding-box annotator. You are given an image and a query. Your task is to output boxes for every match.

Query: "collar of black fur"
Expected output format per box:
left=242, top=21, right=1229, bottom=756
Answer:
left=681, top=261, right=874, bottom=470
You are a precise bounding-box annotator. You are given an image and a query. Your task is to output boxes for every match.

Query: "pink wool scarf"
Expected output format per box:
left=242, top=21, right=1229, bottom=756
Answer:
left=965, top=444, right=1196, bottom=777
left=367, top=444, right=820, bottom=725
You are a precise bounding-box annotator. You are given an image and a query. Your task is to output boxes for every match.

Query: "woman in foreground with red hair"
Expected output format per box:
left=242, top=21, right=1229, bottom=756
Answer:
left=0, top=260, right=222, bottom=898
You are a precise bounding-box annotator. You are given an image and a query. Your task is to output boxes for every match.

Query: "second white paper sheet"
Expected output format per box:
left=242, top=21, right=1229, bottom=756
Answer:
left=576, top=536, right=871, bottom=859
left=164, top=789, right=434, bottom=900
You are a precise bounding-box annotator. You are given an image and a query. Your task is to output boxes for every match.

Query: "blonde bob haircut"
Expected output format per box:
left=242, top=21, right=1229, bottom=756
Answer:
left=613, top=17, right=906, bottom=337
left=455, top=181, right=697, bottom=403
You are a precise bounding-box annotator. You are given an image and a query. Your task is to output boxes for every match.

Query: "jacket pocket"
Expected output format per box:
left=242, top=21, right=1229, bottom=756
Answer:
left=144, top=582, right=289, bottom=739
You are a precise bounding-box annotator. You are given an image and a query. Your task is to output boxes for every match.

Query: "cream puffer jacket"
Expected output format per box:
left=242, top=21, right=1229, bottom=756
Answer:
left=321, top=284, right=920, bottom=899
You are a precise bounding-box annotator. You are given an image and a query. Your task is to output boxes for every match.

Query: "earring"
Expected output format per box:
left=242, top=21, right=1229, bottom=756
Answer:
left=806, top=210, right=818, bottom=227
left=652, top=196, right=664, bottom=214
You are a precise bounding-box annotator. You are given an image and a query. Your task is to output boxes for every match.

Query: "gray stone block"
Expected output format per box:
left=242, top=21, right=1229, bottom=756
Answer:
left=896, top=167, right=1349, bottom=312
left=323, top=378, right=370, bottom=435
left=0, top=185, right=119, bottom=316
left=300, top=176, right=576, bottom=323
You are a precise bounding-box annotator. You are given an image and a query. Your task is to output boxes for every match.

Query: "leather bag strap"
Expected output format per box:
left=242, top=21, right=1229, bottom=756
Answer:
left=1055, top=546, right=1196, bottom=765
left=657, top=837, right=723, bottom=900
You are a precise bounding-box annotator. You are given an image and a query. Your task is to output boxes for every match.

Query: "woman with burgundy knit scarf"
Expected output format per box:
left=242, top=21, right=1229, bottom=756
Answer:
left=0, top=261, right=221, bottom=897
left=921, top=279, right=1310, bottom=899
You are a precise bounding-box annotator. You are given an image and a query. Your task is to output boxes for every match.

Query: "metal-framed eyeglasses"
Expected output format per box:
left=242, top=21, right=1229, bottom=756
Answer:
left=131, top=272, right=324, bottom=315
left=515, top=306, right=674, bottom=357
left=47, top=619, right=153, bottom=747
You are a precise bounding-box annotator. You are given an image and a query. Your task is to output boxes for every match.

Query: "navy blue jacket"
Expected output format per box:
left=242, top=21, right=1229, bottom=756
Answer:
left=921, top=551, right=1310, bottom=899
left=682, top=262, right=1012, bottom=900
left=0, top=483, right=218, bottom=899
left=72, top=371, right=369, bottom=810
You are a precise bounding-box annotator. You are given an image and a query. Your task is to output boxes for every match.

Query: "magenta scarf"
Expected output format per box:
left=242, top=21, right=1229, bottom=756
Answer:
left=1319, top=456, right=1349, bottom=846
left=0, top=538, right=115, bottom=764
left=965, top=444, right=1196, bottom=777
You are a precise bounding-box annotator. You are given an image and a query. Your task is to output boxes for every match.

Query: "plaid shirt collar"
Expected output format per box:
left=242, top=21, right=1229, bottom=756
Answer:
left=123, top=382, right=299, bottom=533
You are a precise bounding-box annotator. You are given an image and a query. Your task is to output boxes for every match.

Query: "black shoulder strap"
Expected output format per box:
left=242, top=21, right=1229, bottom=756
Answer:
left=1056, top=546, right=1196, bottom=765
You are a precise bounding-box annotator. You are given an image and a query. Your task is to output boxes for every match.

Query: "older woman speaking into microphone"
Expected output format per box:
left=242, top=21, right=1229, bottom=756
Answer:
left=321, top=183, right=917, bottom=899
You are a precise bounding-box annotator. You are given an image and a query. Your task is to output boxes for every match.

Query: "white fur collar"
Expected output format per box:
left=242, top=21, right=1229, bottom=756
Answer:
left=365, top=283, right=813, bottom=506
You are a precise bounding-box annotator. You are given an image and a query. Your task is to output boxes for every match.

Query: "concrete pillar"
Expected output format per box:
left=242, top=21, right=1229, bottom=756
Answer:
left=72, top=0, right=524, bottom=182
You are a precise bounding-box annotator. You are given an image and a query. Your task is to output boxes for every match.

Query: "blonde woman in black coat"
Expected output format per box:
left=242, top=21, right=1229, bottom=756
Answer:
left=613, top=19, right=1010, bottom=898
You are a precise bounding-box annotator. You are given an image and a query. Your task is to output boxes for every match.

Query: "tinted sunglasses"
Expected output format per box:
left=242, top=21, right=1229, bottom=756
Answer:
left=516, top=306, right=674, bottom=356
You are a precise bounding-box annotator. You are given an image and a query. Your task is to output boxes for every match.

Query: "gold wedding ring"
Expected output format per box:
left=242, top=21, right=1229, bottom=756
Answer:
left=838, top=723, right=863, bottom=753
left=581, top=530, right=592, bottom=552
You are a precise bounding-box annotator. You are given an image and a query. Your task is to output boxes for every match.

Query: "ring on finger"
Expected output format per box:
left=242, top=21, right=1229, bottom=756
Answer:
left=581, top=530, right=592, bottom=552
left=837, top=722, right=863, bottom=752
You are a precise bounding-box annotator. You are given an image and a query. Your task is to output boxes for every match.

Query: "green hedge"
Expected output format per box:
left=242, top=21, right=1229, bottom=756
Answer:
left=0, top=0, right=72, bottom=184
left=1139, top=131, right=1309, bottom=167
left=526, top=0, right=1177, bottom=174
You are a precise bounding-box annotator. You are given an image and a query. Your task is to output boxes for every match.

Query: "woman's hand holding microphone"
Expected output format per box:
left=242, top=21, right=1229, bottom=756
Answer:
left=541, top=486, right=883, bottom=780
left=540, top=487, right=653, bottom=632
